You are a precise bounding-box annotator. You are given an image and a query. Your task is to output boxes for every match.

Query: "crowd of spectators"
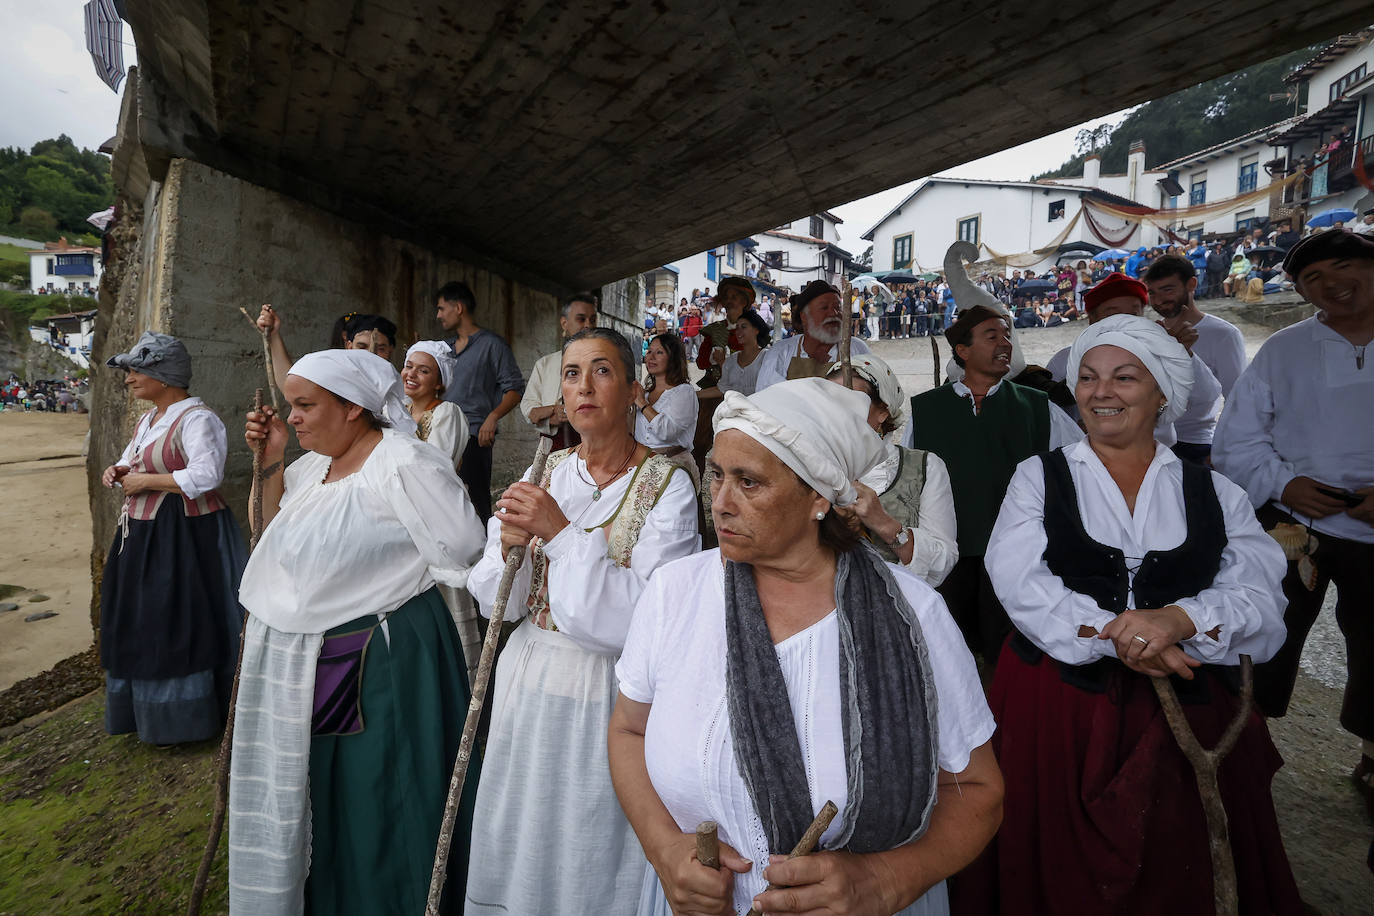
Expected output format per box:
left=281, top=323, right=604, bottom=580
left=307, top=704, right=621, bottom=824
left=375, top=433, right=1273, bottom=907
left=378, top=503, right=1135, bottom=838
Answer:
left=0, top=374, right=87, bottom=412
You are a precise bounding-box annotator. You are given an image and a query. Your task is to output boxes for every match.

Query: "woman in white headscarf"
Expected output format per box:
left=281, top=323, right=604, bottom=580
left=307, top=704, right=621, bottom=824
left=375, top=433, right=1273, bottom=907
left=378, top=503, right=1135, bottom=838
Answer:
left=610, top=378, right=1002, bottom=916
left=231, top=349, right=486, bottom=916
left=825, top=354, right=959, bottom=587
left=963, top=314, right=1299, bottom=915
left=404, top=340, right=468, bottom=472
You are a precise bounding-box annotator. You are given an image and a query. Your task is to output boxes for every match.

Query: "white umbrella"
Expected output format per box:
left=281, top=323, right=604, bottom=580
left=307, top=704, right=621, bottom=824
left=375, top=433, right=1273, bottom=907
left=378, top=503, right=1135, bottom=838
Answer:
left=83, top=0, right=125, bottom=93
left=87, top=206, right=115, bottom=231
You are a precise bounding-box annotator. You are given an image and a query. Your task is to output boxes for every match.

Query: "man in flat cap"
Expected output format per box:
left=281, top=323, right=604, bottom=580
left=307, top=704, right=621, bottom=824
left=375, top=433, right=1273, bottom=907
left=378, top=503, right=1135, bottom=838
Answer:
left=1214, top=229, right=1374, bottom=800
left=905, top=305, right=1082, bottom=663
left=695, top=276, right=756, bottom=389
left=753, top=280, right=871, bottom=391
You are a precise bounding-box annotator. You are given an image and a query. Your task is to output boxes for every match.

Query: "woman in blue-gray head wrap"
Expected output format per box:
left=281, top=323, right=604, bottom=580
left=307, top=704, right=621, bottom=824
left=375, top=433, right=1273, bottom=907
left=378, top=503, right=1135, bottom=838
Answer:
left=99, top=329, right=248, bottom=746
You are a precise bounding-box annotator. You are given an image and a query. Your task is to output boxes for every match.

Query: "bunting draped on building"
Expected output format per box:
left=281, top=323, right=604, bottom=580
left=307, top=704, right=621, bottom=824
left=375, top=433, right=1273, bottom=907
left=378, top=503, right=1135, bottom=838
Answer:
left=978, top=209, right=1085, bottom=268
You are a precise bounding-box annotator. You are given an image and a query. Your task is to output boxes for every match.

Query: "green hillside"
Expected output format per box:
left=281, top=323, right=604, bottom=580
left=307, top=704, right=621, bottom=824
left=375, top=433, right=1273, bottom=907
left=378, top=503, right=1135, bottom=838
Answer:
left=0, top=135, right=113, bottom=244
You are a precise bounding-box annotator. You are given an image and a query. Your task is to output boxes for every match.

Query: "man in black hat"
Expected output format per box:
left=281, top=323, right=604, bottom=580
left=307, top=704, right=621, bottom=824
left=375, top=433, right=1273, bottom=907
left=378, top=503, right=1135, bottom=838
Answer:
left=1354, top=208, right=1374, bottom=237
left=906, top=305, right=1083, bottom=663
left=1214, top=229, right=1374, bottom=802
left=753, top=280, right=871, bottom=390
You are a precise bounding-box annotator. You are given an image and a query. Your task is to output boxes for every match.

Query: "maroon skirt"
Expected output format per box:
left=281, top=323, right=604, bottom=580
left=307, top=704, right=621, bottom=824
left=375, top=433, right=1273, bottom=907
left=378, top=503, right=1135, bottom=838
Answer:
left=952, top=639, right=1303, bottom=916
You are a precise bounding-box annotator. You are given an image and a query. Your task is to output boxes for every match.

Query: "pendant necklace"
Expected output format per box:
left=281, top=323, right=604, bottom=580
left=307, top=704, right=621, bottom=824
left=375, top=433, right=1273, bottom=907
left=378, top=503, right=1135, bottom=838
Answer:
left=575, top=441, right=639, bottom=501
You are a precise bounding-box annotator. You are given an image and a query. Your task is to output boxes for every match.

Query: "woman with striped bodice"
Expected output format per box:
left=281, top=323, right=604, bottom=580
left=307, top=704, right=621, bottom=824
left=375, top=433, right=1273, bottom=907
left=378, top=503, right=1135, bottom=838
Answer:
left=99, top=331, right=248, bottom=745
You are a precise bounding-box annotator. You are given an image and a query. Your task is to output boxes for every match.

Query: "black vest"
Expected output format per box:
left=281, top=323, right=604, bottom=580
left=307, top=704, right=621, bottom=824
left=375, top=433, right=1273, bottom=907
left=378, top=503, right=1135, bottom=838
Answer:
left=1010, top=448, right=1233, bottom=701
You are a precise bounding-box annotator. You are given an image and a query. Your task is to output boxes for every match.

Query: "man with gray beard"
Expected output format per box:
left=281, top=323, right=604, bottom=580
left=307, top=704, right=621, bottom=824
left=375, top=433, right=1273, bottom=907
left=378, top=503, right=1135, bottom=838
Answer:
left=753, top=280, right=871, bottom=391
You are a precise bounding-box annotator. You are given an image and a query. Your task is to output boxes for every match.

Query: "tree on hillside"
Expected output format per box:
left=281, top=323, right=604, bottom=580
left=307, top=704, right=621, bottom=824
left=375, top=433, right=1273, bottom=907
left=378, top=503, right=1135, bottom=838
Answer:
left=1034, top=46, right=1315, bottom=180
left=0, top=135, right=114, bottom=240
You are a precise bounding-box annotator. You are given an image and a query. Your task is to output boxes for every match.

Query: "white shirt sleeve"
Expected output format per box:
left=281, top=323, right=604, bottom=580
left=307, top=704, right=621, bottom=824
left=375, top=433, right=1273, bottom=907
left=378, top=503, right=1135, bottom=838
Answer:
left=616, top=564, right=670, bottom=704
left=1208, top=322, right=1247, bottom=397
left=1048, top=402, right=1085, bottom=449
left=985, top=457, right=1118, bottom=665
left=1212, top=368, right=1293, bottom=508
left=1172, top=472, right=1289, bottom=664
left=542, top=468, right=701, bottom=654
left=638, top=384, right=699, bottom=450
left=520, top=352, right=559, bottom=434
left=753, top=342, right=792, bottom=392
left=171, top=408, right=228, bottom=500
left=425, top=400, right=469, bottom=473
left=907, top=452, right=959, bottom=587
left=380, top=451, right=487, bottom=588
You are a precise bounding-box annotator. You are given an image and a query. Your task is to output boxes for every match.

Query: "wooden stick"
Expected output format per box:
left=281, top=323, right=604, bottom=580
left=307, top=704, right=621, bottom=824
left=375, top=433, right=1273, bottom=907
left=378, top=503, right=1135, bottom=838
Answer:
left=239, top=307, right=281, bottom=411
left=1150, top=655, right=1253, bottom=916
left=426, top=436, right=554, bottom=915
left=839, top=277, right=853, bottom=387
left=187, top=387, right=265, bottom=916
left=696, top=821, right=721, bottom=870
left=930, top=335, right=941, bottom=388
left=745, top=800, right=838, bottom=916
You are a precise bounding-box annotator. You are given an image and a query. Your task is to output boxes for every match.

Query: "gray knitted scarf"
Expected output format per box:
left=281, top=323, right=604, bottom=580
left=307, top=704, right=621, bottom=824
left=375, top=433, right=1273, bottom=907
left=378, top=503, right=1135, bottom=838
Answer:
left=723, top=543, right=940, bottom=855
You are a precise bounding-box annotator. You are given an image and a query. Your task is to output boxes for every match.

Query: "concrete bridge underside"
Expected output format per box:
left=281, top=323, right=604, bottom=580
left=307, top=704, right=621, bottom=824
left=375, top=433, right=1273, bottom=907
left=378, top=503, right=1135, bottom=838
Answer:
left=123, top=0, right=1373, bottom=293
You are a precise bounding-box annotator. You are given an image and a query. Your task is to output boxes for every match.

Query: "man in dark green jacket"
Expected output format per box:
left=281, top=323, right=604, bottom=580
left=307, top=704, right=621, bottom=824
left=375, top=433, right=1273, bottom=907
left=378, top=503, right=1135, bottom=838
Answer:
left=906, top=305, right=1083, bottom=662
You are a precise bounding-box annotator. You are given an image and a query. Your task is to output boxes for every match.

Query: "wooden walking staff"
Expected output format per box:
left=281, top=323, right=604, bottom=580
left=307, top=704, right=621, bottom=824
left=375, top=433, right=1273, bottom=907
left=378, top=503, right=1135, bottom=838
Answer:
left=839, top=276, right=853, bottom=387
left=188, top=311, right=284, bottom=914
left=426, top=435, right=555, bottom=915
left=744, top=800, right=838, bottom=916
left=1151, top=656, right=1254, bottom=916
left=696, top=821, right=721, bottom=869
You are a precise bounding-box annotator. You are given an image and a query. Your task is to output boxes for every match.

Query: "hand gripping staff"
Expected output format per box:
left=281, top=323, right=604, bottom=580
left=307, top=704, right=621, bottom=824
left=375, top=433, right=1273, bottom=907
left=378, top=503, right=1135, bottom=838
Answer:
left=744, top=800, right=838, bottom=916
left=426, top=435, right=555, bottom=914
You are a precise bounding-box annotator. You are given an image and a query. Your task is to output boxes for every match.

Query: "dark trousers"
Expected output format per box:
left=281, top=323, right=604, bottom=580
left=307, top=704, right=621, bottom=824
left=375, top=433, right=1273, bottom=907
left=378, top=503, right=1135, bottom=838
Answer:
left=1255, top=503, right=1374, bottom=740
left=937, top=555, right=1012, bottom=665
left=459, top=434, right=494, bottom=522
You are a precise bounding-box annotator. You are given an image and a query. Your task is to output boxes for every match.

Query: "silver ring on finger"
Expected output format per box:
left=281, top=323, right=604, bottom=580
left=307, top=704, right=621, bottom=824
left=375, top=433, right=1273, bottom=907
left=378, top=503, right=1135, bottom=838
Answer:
left=1132, top=634, right=1150, bottom=647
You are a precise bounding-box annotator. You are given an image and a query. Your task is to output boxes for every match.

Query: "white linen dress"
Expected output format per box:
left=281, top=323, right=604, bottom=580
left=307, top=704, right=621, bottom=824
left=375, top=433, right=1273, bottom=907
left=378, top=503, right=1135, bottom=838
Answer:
left=464, top=451, right=700, bottom=915
left=634, top=382, right=699, bottom=452
left=617, top=549, right=997, bottom=916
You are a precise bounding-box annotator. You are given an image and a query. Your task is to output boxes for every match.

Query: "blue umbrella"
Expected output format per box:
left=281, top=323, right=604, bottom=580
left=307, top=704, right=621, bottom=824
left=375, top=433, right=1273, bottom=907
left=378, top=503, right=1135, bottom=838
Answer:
left=1307, top=208, right=1357, bottom=229
left=1096, top=248, right=1131, bottom=260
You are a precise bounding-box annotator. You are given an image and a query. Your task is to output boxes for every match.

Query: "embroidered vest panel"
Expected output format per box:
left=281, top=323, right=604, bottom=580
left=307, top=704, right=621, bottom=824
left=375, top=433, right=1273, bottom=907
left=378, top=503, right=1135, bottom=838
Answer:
left=525, top=451, right=679, bottom=632
left=124, top=406, right=227, bottom=521
left=872, top=448, right=927, bottom=564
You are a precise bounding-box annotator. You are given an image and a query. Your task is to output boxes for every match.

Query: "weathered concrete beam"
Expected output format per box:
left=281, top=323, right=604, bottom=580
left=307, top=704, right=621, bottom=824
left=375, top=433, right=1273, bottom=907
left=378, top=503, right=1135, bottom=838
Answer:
left=119, top=0, right=1373, bottom=290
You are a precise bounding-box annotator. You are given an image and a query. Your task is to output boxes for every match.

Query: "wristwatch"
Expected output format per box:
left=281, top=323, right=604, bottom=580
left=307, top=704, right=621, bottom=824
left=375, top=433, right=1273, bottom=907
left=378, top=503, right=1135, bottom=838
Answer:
left=889, top=527, right=911, bottom=548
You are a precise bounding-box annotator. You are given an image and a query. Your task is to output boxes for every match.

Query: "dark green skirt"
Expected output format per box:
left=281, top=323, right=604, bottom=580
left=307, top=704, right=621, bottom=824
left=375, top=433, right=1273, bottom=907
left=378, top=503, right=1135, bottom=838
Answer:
left=305, top=587, right=477, bottom=916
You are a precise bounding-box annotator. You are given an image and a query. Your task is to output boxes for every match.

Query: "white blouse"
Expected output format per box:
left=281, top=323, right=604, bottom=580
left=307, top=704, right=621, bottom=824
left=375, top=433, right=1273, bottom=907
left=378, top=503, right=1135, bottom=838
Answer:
left=635, top=383, right=698, bottom=452
left=1213, top=315, right=1374, bottom=545
left=718, top=348, right=766, bottom=396
left=985, top=439, right=1288, bottom=667
left=860, top=444, right=959, bottom=587
left=117, top=397, right=227, bottom=500
left=617, top=550, right=996, bottom=916
left=238, top=430, right=486, bottom=634
left=467, top=452, right=700, bottom=655
left=414, top=398, right=469, bottom=473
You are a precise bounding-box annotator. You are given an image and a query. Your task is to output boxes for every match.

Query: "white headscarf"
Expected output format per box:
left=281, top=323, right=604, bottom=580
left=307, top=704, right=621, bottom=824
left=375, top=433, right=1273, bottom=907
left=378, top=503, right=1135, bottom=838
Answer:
left=1066, top=313, right=1194, bottom=427
left=713, top=377, right=886, bottom=507
left=826, top=353, right=907, bottom=435
left=289, top=349, right=418, bottom=435
left=405, top=340, right=458, bottom=391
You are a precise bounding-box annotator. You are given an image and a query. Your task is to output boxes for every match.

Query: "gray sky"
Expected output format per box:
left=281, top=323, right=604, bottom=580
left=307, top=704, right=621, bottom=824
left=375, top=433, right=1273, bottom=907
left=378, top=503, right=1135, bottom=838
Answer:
left=0, top=0, right=1120, bottom=255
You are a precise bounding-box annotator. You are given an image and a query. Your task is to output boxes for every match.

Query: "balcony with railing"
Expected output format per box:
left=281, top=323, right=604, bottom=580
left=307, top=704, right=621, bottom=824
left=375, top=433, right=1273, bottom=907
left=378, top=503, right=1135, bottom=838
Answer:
left=1328, top=135, right=1374, bottom=191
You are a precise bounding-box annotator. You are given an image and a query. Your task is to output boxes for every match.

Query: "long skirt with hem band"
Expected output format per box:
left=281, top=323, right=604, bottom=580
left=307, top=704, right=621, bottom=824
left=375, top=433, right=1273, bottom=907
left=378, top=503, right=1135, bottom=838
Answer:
left=951, top=638, right=1303, bottom=916
left=99, top=504, right=247, bottom=744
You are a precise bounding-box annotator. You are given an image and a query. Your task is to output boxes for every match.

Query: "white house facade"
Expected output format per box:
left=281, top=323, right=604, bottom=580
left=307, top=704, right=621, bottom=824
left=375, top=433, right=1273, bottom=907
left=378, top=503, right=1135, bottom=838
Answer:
left=1268, top=29, right=1374, bottom=220
left=863, top=144, right=1162, bottom=277
left=1151, top=122, right=1293, bottom=239
left=666, top=211, right=852, bottom=299
left=28, top=241, right=103, bottom=294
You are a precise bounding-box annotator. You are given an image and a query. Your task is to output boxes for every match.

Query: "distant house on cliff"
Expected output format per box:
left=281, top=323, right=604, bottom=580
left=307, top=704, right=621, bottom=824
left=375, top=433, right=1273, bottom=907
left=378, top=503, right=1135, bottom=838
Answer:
left=28, top=238, right=103, bottom=294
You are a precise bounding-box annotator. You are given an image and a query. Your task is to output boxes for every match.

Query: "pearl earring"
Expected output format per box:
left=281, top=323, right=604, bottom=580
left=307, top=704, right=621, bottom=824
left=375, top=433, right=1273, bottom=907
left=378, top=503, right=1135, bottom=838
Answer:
left=815, top=511, right=826, bottom=520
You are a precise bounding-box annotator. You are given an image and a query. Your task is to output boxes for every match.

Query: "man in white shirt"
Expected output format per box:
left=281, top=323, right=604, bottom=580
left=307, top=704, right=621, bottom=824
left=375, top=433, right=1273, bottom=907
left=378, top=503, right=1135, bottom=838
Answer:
left=1353, top=209, right=1374, bottom=236
left=1213, top=229, right=1374, bottom=794
left=753, top=280, right=871, bottom=391
left=1144, top=254, right=1247, bottom=464
left=520, top=293, right=598, bottom=449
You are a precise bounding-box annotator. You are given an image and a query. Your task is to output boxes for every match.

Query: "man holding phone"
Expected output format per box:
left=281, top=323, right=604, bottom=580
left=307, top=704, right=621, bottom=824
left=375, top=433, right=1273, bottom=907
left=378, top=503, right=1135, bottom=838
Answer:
left=1214, top=229, right=1374, bottom=801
